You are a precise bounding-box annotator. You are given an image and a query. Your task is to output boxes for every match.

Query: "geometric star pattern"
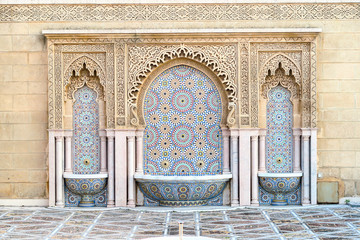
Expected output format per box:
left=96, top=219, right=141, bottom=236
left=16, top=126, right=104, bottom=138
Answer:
left=143, top=65, right=223, bottom=176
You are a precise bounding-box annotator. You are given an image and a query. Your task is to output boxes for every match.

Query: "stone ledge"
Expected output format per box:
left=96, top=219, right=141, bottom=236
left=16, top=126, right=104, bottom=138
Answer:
left=0, top=199, right=48, bottom=206
left=2, top=0, right=360, bottom=4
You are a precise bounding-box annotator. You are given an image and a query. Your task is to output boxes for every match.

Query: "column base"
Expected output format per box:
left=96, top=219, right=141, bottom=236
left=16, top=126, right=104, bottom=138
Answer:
left=107, top=200, right=115, bottom=207
left=231, top=200, right=239, bottom=207
left=55, top=202, right=65, bottom=207
left=251, top=200, right=259, bottom=206
left=127, top=200, right=136, bottom=208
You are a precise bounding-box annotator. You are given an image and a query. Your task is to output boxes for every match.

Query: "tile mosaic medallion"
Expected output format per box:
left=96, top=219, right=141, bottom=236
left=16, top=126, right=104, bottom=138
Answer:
left=143, top=65, right=223, bottom=176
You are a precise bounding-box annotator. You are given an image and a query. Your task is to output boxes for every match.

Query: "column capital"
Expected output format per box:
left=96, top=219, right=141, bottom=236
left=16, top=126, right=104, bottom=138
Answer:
left=55, top=135, right=63, bottom=141
left=63, top=129, right=73, bottom=137
left=135, top=129, right=144, bottom=137
left=230, top=129, right=239, bottom=137
left=251, top=135, right=258, bottom=141
left=259, top=128, right=266, bottom=136
left=106, top=129, right=115, bottom=138
left=301, top=128, right=311, bottom=137
left=293, top=128, right=302, bottom=136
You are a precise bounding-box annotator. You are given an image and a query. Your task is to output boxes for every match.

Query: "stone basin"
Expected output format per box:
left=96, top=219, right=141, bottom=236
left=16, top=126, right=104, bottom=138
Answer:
left=258, top=172, right=302, bottom=206
left=135, top=174, right=232, bottom=207
left=63, top=173, right=108, bottom=207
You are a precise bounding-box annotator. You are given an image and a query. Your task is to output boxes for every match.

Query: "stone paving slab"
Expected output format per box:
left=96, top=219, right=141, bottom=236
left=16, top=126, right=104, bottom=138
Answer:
left=0, top=205, right=359, bottom=239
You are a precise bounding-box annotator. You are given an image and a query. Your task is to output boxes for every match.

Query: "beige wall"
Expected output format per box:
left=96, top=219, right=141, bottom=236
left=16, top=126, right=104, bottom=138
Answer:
left=0, top=18, right=359, bottom=199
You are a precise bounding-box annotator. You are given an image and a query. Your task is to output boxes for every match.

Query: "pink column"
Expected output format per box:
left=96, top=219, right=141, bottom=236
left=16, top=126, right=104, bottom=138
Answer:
left=302, top=129, right=311, bottom=205
left=258, top=129, right=266, bottom=173
left=107, top=130, right=115, bottom=207
left=55, top=135, right=64, bottom=207
left=48, top=130, right=56, bottom=207
left=64, top=130, right=72, bottom=173
left=222, top=128, right=230, bottom=173
left=136, top=129, right=144, bottom=174
left=99, top=130, right=107, bottom=174
left=293, top=128, right=301, bottom=173
left=230, top=129, right=239, bottom=206
left=239, top=129, right=251, bottom=206
left=127, top=134, right=136, bottom=207
left=251, top=135, right=259, bottom=206
left=115, top=130, right=128, bottom=207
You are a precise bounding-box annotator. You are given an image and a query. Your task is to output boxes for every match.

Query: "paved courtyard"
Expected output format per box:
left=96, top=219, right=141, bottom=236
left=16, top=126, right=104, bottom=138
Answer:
left=0, top=205, right=359, bottom=239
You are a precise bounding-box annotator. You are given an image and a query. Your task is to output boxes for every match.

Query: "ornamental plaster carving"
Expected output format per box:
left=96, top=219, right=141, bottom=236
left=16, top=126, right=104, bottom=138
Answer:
left=2, top=3, right=360, bottom=22
left=46, top=35, right=317, bottom=130
left=65, top=62, right=105, bottom=102
left=47, top=41, right=115, bottom=129
left=128, top=44, right=237, bottom=127
left=64, top=56, right=106, bottom=99
left=260, top=54, right=301, bottom=100
left=250, top=42, right=313, bottom=128
left=261, top=65, right=300, bottom=100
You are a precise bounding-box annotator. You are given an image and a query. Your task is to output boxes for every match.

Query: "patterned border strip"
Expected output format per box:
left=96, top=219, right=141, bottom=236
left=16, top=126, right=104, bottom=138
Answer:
left=0, top=4, right=360, bottom=22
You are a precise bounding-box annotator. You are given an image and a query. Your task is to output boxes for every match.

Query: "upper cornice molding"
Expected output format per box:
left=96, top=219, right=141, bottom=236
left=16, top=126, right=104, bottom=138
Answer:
left=1, top=2, right=359, bottom=22
left=43, top=28, right=322, bottom=38
left=1, top=0, right=360, bottom=3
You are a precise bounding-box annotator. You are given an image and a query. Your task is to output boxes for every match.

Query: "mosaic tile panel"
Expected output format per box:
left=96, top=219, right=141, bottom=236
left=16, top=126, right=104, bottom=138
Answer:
left=139, top=181, right=226, bottom=206
left=65, top=186, right=107, bottom=207
left=259, top=180, right=302, bottom=206
left=265, top=85, right=293, bottom=173
left=73, top=86, right=100, bottom=174
left=143, top=65, right=223, bottom=176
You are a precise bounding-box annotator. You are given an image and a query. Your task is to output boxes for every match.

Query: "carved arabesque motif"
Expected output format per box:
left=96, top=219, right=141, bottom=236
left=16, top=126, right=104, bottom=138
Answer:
left=46, top=36, right=317, bottom=130
left=128, top=44, right=237, bottom=127
left=250, top=42, right=313, bottom=128
left=2, top=3, right=360, bottom=22
left=65, top=63, right=105, bottom=101
left=261, top=64, right=300, bottom=100
left=260, top=54, right=301, bottom=100
left=64, top=56, right=106, bottom=100
left=48, top=41, right=115, bottom=129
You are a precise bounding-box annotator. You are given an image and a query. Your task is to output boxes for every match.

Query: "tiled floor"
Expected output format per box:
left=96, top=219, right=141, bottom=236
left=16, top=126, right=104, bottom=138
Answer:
left=0, top=205, right=359, bottom=239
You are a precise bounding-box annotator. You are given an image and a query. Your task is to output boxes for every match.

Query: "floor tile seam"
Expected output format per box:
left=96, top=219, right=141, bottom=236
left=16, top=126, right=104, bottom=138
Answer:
left=0, top=211, right=10, bottom=219
left=261, top=210, right=286, bottom=240
left=222, top=210, right=235, bottom=240
left=127, top=211, right=143, bottom=240
left=81, top=212, right=104, bottom=239
left=0, top=226, right=16, bottom=239
left=163, top=212, right=171, bottom=236
left=289, top=210, right=320, bottom=240
left=327, top=208, right=360, bottom=235
left=44, top=211, right=75, bottom=240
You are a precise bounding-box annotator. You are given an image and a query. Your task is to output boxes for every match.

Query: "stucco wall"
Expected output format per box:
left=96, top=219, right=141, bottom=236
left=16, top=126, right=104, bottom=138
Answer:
left=0, top=14, right=359, bottom=200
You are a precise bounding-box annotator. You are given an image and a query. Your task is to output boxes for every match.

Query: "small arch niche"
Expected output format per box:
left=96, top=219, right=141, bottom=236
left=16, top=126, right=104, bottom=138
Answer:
left=63, top=63, right=106, bottom=129
left=259, top=63, right=301, bottom=129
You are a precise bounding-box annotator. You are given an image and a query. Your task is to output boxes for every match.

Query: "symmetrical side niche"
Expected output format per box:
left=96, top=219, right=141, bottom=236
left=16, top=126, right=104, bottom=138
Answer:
left=63, top=61, right=106, bottom=130
left=251, top=42, right=315, bottom=128
left=258, top=62, right=302, bottom=129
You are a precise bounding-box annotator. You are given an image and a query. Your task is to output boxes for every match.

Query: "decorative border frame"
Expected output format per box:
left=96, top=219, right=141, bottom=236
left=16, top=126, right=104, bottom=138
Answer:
left=2, top=3, right=360, bottom=22
left=46, top=33, right=317, bottom=130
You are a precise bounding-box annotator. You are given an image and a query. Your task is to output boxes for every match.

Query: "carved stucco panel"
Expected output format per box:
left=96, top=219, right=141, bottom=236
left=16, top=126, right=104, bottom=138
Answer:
left=49, top=42, right=115, bottom=129
left=127, top=44, right=238, bottom=127
left=250, top=42, right=313, bottom=128
left=64, top=56, right=106, bottom=101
